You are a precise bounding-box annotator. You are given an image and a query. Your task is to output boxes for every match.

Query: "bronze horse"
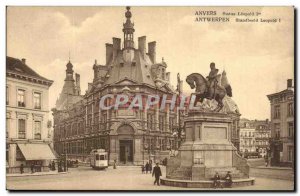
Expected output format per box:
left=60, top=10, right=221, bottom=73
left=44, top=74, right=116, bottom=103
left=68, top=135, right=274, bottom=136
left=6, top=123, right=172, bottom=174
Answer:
left=186, top=73, right=232, bottom=112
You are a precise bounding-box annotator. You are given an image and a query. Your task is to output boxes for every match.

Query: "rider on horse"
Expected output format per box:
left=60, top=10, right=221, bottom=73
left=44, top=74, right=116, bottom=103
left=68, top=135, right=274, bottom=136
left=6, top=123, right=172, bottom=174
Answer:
left=206, top=62, right=219, bottom=99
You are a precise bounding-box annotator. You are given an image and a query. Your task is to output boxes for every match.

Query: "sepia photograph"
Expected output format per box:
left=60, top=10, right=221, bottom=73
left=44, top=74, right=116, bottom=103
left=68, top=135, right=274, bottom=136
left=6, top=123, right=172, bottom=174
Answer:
left=5, top=5, right=295, bottom=191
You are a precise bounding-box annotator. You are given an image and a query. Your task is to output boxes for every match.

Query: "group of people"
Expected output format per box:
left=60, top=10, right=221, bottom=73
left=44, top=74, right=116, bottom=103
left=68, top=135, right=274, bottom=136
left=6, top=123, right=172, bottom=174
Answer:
left=141, top=160, right=162, bottom=186
left=213, top=171, right=233, bottom=188
left=141, top=161, right=152, bottom=174
left=48, top=161, right=56, bottom=171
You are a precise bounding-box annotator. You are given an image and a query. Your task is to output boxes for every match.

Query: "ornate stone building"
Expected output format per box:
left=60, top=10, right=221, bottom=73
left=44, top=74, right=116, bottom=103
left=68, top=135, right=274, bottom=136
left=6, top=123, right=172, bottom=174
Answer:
left=6, top=56, right=55, bottom=173
left=267, top=79, right=294, bottom=167
left=52, top=7, right=179, bottom=165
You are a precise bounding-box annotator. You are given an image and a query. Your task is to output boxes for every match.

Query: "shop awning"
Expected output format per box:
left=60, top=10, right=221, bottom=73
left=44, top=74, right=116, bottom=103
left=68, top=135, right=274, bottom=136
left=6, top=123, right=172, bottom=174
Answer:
left=17, top=143, right=57, bottom=160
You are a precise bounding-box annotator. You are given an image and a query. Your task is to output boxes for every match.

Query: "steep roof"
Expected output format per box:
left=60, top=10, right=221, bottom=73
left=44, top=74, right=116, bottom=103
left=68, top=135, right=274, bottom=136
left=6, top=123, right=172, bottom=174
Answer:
left=6, top=56, right=53, bottom=85
left=103, top=49, right=156, bottom=86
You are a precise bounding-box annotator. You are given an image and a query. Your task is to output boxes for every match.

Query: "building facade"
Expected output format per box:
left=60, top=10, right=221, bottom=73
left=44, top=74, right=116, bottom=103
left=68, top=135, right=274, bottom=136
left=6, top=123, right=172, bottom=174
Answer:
left=6, top=57, right=55, bottom=173
left=267, top=79, right=294, bottom=167
left=52, top=7, right=179, bottom=165
left=239, top=122, right=256, bottom=156
left=253, top=120, right=271, bottom=158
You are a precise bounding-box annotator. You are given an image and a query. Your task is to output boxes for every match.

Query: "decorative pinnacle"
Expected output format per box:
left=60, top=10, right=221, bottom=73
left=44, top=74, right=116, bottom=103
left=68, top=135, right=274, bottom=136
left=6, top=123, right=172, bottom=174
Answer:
left=125, top=6, right=132, bottom=19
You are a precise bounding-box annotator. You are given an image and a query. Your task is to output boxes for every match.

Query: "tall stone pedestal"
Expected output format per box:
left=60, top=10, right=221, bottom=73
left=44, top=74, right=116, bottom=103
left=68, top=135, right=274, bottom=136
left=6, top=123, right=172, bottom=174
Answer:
left=166, top=111, right=251, bottom=183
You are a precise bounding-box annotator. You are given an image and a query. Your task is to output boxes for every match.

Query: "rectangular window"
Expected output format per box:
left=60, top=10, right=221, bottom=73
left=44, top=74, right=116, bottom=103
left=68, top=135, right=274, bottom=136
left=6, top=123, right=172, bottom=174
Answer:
left=169, top=117, right=174, bottom=131
left=17, top=89, right=26, bottom=107
left=288, top=122, right=294, bottom=137
left=18, top=119, right=26, bottom=139
left=34, top=121, right=41, bottom=140
left=274, top=105, right=280, bottom=119
left=274, top=123, right=280, bottom=138
left=147, top=113, right=154, bottom=131
left=159, top=115, right=165, bottom=131
left=33, top=92, right=41, bottom=109
left=288, top=103, right=294, bottom=117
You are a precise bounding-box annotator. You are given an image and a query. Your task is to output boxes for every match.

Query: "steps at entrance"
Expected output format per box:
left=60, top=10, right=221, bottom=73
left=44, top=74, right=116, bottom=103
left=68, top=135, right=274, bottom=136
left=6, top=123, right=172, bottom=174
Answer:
left=168, top=166, right=247, bottom=180
left=205, top=167, right=247, bottom=179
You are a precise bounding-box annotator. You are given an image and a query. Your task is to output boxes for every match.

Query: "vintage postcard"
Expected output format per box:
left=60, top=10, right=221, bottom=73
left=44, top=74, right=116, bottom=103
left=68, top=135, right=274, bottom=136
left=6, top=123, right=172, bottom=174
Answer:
left=6, top=6, right=294, bottom=191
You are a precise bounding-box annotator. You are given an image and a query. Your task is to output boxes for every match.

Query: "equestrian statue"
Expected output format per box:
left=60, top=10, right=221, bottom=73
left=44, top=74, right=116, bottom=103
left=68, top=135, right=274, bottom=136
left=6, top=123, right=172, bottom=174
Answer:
left=186, top=62, right=232, bottom=112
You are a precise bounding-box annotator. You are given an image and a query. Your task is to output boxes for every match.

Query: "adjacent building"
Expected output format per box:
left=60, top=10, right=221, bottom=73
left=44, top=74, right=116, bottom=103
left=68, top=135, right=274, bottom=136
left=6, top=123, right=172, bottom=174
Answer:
left=6, top=56, right=55, bottom=173
left=52, top=7, right=179, bottom=165
left=267, top=79, right=294, bottom=167
left=253, top=120, right=271, bottom=158
left=239, top=122, right=256, bottom=156
left=239, top=119, right=271, bottom=158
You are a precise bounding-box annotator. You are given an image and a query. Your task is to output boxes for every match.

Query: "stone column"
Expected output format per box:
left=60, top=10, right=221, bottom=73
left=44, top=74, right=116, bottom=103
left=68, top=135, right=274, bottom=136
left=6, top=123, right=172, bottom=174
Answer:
left=166, top=104, right=170, bottom=132
left=143, top=109, right=147, bottom=129
left=134, top=138, right=142, bottom=165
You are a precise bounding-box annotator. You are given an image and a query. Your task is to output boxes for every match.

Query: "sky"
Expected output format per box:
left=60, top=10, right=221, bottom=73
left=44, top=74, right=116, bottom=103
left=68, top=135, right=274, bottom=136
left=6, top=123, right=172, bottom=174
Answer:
left=6, top=6, right=294, bottom=120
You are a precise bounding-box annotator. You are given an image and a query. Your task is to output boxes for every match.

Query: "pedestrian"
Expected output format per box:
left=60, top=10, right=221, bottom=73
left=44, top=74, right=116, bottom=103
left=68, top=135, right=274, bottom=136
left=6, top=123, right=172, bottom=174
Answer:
left=152, top=163, right=162, bottom=186
left=58, top=161, right=62, bottom=172
left=20, top=164, right=24, bottom=174
left=30, top=163, right=35, bottom=173
left=145, top=162, right=149, bottom=174
left=113, top=160, right=117, bottom=169
left=265, top=155, right=269, bottom=167
left=51, top=161, right=56, bottom=171
left=213, top=172, right=221, bottom=188
left=224, top=171, right=232, bottom=188
left=149, top=162, right=152, bottom=174
left=64, top=160, right=67, bottom=172
left=141, top=165, right=145, bottom=174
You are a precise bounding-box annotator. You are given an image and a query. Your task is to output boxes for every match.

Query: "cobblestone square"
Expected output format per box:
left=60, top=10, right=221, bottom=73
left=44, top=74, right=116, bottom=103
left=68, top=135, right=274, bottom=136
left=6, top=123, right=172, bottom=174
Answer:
left=6, top=166, right=294, bottom=191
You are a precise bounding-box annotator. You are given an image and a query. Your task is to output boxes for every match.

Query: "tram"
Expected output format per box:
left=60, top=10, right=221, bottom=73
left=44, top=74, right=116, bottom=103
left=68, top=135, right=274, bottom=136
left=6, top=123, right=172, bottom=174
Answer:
left=90, top=149, right=109, bottom=169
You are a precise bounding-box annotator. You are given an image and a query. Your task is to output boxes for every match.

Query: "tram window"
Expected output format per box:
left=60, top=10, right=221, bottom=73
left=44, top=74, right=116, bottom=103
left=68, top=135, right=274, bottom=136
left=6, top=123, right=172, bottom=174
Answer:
left=100, top=155, right=105, bottom=160
left=96, top=155, right=100, bottom=160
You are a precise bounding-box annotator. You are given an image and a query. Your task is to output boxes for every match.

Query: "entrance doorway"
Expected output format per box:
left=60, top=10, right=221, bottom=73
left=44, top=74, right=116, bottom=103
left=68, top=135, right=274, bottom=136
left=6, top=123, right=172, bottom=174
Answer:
left=119, top=140, right=133, bottom=164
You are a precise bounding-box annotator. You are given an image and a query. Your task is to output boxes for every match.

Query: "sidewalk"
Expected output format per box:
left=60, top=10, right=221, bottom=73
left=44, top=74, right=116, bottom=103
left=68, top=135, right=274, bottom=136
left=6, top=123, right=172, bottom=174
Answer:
left=250, top=166, right=294, bottom=181
left=255, top=166, right=293, bottom=170
left=7, top=171, right=67, bottom=177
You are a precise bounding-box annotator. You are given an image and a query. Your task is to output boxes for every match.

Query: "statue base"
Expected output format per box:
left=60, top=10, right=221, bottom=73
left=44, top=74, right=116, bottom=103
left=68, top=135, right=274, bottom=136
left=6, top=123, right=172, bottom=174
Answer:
left=165, top=111, right=253, bottom=187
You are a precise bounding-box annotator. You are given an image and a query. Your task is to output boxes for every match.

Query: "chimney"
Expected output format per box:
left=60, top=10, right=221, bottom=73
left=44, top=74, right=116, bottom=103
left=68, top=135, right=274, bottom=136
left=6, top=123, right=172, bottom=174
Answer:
left=138, top=36, right=146, bottom=58
left=21, top=58, right=26, bottom=64
left=75, top=73, right=81, bottom=95
left=105, top=43, right=113, bottom=65
left=148, top=41, right=156, bottom=64
left=112, top=37, right=121, bottom=61
left=287, top=79, right=293, bottom=89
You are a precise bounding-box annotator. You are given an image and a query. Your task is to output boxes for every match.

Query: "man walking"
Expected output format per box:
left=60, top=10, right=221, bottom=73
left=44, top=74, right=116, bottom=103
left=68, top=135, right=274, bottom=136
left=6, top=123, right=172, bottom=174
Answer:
left=152, top=163, right=162, bottom=186
left=145, top=162, right=149, bottom=174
